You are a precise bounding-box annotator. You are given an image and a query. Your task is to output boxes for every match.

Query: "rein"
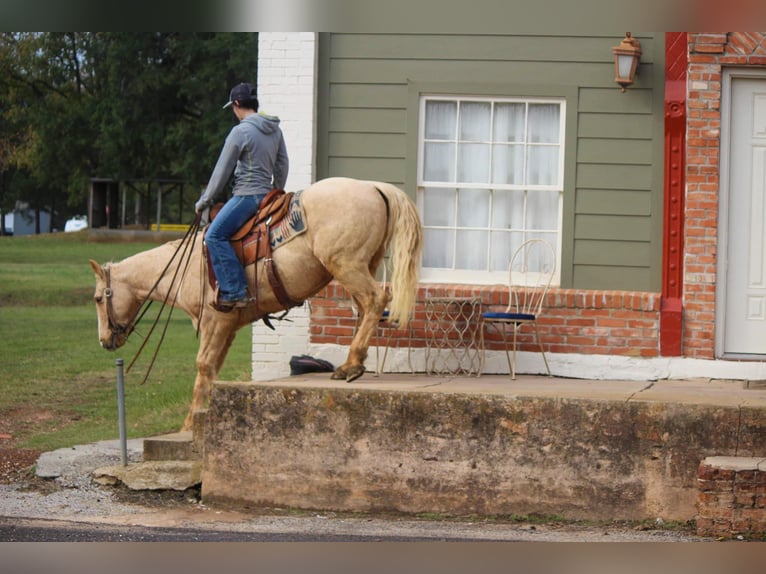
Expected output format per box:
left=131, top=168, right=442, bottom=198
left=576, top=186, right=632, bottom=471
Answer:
left=104, top=214, right=202, bottom=384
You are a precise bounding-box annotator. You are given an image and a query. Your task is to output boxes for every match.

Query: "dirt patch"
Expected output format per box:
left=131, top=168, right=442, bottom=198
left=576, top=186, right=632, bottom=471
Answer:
left=0, top=447, right=41, bottom=484
left=0, top=407, right=57, bottom=435
left=0, top=407, right=54, bottom=484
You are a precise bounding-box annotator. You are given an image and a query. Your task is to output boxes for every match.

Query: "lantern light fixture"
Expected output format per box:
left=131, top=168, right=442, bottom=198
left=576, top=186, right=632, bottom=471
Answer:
left=612, top=32, right=642, bottom=92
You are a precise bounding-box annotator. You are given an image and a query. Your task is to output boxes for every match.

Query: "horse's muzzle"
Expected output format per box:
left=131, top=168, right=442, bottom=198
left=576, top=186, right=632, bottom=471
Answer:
left=100, top=333, right=125, bottom=350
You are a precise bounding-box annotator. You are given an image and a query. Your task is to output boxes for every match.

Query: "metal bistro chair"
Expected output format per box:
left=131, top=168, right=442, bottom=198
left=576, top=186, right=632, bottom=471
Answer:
left=481, top=238, right=555, bottom=379
left=375, top=307, right=414, bottom=375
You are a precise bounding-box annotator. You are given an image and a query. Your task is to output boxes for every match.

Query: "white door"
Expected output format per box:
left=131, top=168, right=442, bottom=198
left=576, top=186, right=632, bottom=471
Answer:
left=719, top=73, right=766, bottom=356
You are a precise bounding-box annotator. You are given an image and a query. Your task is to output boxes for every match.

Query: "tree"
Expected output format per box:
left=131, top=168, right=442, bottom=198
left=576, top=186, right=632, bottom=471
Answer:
left=0, top=32, right=259, bottom=231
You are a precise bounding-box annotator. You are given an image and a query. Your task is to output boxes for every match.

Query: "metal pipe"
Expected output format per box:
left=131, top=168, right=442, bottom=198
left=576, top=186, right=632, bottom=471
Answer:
left=115, top=358, right=127, bottom=466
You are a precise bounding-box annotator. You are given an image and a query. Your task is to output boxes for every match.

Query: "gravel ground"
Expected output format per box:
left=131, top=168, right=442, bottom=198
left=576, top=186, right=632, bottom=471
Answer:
left=0, top=439, right=717, bottom=542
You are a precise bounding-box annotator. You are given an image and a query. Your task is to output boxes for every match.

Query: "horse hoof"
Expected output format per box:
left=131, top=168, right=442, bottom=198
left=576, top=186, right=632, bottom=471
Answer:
left=345, top=365, right=365, bottom=382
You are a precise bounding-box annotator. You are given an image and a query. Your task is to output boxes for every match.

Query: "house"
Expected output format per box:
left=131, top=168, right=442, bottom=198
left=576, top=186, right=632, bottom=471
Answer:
left=3, top=202, right=52, bottom=236
left=249, top=32, right=766, bottom=382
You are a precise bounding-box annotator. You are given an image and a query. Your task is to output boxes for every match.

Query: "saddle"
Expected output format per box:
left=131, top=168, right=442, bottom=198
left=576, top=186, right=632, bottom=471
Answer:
left=205, top=189, right=302, bottom=311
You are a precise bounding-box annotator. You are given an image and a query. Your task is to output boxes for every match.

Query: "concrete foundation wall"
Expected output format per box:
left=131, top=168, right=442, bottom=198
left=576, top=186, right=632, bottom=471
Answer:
left=201, top=379, right=765, bottom=521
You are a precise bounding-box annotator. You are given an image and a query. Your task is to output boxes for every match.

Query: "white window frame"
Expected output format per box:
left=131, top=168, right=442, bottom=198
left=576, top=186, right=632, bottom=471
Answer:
left=416, top=94, right=564, bottom=285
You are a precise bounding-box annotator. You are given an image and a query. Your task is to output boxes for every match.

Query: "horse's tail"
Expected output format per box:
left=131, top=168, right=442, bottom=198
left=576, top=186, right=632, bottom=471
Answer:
left=372, top=182, right=423, bottom=328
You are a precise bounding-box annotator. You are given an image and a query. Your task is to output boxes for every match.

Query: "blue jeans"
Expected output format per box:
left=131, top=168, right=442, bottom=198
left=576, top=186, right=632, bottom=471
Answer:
left=205, top=194, right=265, bottom=301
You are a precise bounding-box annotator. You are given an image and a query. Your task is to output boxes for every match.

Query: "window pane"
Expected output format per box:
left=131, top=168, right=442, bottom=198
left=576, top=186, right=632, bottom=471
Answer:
left=456, top=230, right=488, bottom=269
left=491, top=231, right=525, bottom=271
left=493, top=103, right=525, bottom=142
left=490, top=230, right=511, bottom=271
left=526, top=145, right=559, bottom=185
left=526, top=190, right=560, bottom=230
left=425, top=101, right=457, bottom=139
left=491, top=189, right=525, bottom=230
left=528, top=104, right=560, bottom=143
left=457, top=188, right=489, bottom=227
left=459, top=101, right=491, bottom=141
left=424, top=142, right=455, bottom=182
left=491, top=144, right=524, bottom=185
left=423, top=187, right=456, bottom=226
left=457, top=143, right=489, bottom=183
left=424, top=229, right=454, bottom=268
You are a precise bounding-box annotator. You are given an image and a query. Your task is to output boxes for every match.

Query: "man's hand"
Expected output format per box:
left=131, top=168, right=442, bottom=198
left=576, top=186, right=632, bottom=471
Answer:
left=195, top=206, right=210, bottom=226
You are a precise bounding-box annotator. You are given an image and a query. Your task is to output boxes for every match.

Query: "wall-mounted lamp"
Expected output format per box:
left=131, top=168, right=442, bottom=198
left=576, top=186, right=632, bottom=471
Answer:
left=612, top=32, right=642, bottom=92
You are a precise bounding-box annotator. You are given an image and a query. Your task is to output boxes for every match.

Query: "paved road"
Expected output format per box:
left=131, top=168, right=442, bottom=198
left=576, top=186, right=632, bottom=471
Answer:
left=1, top=514, right=705, bottom=543
left=0, top=516, right=485, bottom=542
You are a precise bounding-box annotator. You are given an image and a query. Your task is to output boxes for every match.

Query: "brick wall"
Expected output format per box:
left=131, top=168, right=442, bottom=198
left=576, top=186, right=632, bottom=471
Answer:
left=697, top=456, right=766, bottom=539
left=310, top=282, right=660, bottom=360
left=686, top=33, right=766, bottom=359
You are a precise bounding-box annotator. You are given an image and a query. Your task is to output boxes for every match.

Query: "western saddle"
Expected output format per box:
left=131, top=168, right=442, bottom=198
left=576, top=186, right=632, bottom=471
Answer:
left=205, top=189, right=301, bottom=312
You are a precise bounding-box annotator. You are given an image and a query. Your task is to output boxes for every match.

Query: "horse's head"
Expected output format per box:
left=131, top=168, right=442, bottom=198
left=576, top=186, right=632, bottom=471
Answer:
left=89, top=259, right=141, bottom=350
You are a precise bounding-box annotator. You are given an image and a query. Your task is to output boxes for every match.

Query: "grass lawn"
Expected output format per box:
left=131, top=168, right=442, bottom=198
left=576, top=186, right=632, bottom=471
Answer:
left=0, top=231, right=252, bottom=451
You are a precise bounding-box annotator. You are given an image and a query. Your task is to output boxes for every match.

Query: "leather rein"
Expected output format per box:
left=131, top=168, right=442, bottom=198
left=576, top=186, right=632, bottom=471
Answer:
left=101, top=214, right=202, bottom=383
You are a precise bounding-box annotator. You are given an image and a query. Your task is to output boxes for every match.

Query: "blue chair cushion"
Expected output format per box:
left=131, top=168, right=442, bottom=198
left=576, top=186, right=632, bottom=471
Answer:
left=483, top=312, right=536, bottom=321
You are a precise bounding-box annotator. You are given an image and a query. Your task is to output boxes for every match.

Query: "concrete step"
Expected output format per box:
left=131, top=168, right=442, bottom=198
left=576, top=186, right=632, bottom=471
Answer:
left=143, top=431, right=198, bottom=461
left=142, top=409, right=208, bottom=462
left=93, top=410, right=208, bottom=491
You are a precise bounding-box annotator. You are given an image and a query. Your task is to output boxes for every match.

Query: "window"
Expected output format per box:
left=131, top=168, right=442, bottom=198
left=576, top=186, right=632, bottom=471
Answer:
left=418, top=95, right=564, bottom=284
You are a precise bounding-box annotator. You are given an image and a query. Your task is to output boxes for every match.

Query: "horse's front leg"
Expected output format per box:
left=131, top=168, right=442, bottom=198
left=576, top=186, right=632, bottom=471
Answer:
left=182, top=319, right=237, bottom=431
left=183, top=362, right=214, bottom=431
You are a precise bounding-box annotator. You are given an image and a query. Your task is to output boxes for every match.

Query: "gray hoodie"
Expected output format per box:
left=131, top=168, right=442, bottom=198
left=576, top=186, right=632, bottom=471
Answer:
left=196, top=112, right=289, bottom=210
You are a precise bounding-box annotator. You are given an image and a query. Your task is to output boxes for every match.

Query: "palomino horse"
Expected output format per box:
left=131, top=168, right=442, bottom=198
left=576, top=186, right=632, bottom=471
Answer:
left=89, top=177, right=423, bottom=430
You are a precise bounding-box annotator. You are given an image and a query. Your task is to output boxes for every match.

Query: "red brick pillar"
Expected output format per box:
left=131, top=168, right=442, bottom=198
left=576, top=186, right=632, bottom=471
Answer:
left=697, top=457, right=766, bottom=538
left=660, top=32, right=688, bottom=356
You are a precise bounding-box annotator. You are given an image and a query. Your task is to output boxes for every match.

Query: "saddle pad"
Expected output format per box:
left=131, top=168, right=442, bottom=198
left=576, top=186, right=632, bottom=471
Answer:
left=269, top=190, right=306, bottom=251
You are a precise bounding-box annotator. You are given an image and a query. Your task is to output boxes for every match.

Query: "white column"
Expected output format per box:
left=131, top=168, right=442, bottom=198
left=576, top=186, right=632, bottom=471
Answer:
left=251, top=32, right=317, bottom=381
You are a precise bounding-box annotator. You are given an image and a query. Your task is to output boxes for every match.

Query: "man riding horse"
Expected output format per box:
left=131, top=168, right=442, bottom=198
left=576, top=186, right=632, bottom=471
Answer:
left=195, top=82, right=289, bottom=312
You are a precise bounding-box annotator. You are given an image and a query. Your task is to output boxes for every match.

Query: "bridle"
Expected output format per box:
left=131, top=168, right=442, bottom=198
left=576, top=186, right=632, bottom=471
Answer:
left=97, top=213, right=203, bottom=383
left=102, top=264, right=138, bottom=343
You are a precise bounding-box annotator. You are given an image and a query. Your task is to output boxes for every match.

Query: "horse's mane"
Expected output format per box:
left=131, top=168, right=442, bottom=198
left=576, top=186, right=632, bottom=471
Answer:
left=115, top=234, right=201, bottom=271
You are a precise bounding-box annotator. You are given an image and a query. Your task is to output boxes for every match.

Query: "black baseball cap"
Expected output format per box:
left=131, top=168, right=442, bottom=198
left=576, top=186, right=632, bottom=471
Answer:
left=222, top=83, right=257, bottom=109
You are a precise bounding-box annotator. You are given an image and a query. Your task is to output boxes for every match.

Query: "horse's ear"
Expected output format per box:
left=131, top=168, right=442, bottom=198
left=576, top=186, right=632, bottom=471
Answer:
left=89, top=259, right=105, bottom=280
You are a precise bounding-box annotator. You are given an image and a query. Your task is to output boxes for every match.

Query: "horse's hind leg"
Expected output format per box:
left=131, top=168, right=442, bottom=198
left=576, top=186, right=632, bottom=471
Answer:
left=331, top=266, right=388, bottom=382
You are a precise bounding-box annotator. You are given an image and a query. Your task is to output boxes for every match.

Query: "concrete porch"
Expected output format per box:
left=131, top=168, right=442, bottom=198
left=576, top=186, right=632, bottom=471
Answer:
left=199, top=373, right=766, bottom=522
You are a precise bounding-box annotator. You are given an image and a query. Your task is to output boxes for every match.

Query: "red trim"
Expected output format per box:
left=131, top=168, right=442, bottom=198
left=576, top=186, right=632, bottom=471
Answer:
left=660, top=32, right=687, bottom=356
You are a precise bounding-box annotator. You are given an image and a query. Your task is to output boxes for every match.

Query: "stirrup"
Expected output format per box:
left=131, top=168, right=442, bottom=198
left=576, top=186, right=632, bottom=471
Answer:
left=210, top=286, right=255, bottom=313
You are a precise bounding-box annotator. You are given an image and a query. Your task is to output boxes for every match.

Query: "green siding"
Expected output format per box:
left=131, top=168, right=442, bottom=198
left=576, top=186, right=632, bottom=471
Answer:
left=328, top=108, right=406, bottom=133
left=575, top=215, right=652, bottom=242
left=316, top=33, right=665, bottom=291
left=328, top=133, right=406, bottom=158
left=577, top=139, right=653, bottom=165
left=330, top=84, right=408, bottom=108
left=574, top=240, right=653, bottom=267
left=327, top=34, right=637, bottom=62
left=579, top=113, right=655, bottom=139
left=576, top=189, right=652, bottom=216
left=576, top=164, right=653, bottom=190
left=573, top=266, right=654, bottom=292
